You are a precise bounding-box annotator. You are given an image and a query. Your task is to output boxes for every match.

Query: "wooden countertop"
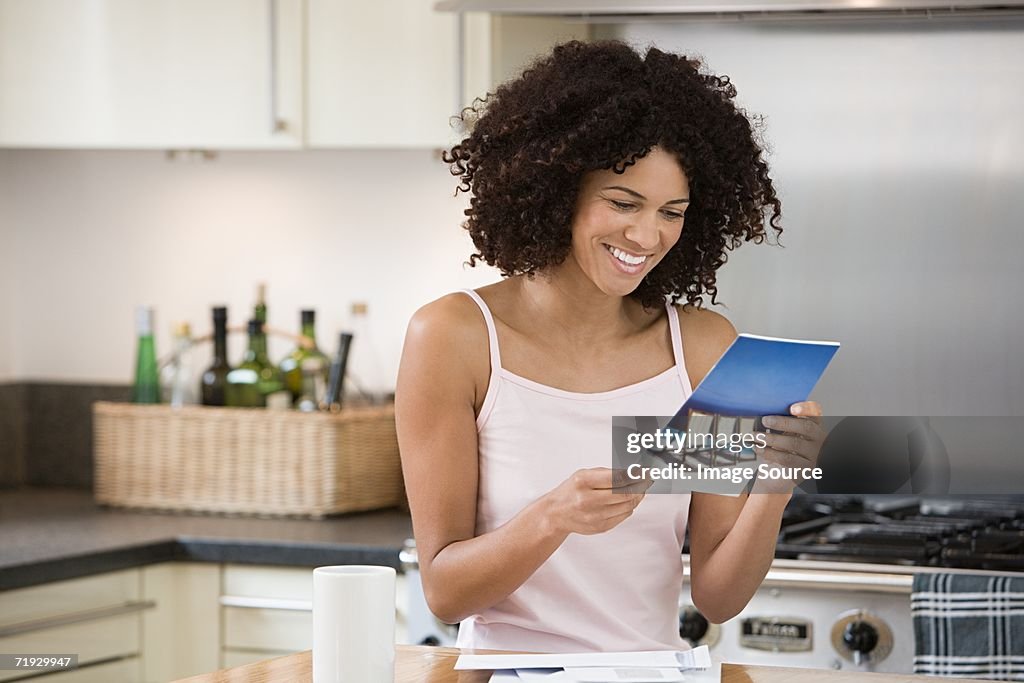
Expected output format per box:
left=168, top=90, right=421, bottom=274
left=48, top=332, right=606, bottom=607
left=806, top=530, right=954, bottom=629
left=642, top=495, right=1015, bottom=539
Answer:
left=175, top=645, right=990, bottom=682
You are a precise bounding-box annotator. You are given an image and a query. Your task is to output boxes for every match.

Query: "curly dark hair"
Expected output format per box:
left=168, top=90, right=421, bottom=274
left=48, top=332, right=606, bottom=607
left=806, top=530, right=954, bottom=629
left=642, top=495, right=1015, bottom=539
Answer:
left=443, top=39, right=782, bottom=309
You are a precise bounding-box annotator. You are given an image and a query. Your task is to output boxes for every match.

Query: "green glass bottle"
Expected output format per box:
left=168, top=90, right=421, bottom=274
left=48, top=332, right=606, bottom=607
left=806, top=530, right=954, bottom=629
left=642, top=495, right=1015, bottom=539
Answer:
left=132, top=306, right=160, bottom=404
left=254, top=282, right=267, bottom=325
left=225, top=319, right=285, bottom=408
left=200, top=306, right=231, bottom=406
left=280, top=310, right=329, bottom=404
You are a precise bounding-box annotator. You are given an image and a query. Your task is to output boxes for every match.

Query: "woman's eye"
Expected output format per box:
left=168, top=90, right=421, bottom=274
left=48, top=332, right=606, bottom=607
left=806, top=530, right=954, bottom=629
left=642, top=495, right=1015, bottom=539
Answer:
left=661, top=211, right=684, bottom=221
left=610, top=200, right=635, bottom=211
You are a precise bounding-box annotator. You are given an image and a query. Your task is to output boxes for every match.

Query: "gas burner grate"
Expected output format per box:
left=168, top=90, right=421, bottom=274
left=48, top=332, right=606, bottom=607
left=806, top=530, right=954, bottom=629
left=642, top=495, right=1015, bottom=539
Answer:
left=778, top=496, right=1024, bottom=570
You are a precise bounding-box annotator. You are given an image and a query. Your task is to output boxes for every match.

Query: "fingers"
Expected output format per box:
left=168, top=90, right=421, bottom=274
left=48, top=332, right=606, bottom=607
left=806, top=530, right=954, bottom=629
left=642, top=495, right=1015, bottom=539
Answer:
left=762, top=415, right=824, bottom=441
left=790, top=401, right=822, bottom=418
left=602, top=494, right=643, bottom=516
left=746, top=402, right=827, bottom=495
left=578, top=467, right=618, bottom=489
left=610, top=478, right=653, bottom=496
left=581, top=467, right=652, bottom=492
left=757, top=446, right=815, bottom=469
left=563, top=467, right=649, bottom=534
left=570, top=468, right=647, bottom=502
left=610, top=467, right=638, bottom=488
left=592, top=495, right=644, bottom=531
left=600, top=509, right=637, bottom=530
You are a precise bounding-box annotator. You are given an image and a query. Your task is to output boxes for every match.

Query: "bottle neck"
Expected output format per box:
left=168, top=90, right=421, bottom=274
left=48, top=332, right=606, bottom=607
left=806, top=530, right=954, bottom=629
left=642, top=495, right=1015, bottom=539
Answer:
left=212, top=319, right=228, bottom=364
left=173, top=335, right=191, bottom=354
left=301, top=322, right=317, bottom=346
left=246, top=332, right=269, bottom=362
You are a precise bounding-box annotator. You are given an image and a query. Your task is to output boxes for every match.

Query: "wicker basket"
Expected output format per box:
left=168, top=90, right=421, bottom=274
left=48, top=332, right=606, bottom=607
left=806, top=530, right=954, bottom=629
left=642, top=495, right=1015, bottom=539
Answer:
left=92, top=401, right=403, bottom=518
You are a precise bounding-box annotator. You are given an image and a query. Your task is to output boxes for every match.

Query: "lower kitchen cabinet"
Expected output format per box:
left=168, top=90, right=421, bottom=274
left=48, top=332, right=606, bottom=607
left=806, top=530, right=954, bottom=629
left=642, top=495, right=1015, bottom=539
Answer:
left=0, top=569, right=147, bottom=683
left=220, top=564, right=314, bottom=664
left=140, top=563, right=220, bottom=682
left=0, top=561, right=406, bottom=681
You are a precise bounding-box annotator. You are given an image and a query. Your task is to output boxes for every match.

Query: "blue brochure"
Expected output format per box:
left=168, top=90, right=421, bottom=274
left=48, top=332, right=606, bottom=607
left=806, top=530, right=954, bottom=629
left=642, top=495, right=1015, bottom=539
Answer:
left=670, top=333, right=840, bottom=424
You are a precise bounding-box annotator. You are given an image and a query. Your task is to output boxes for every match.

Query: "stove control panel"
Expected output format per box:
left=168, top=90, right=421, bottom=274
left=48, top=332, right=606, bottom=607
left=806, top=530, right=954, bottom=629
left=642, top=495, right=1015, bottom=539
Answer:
left=739, top=616, right=813, bottom=652
left=831, top=609, right=893, bottom=665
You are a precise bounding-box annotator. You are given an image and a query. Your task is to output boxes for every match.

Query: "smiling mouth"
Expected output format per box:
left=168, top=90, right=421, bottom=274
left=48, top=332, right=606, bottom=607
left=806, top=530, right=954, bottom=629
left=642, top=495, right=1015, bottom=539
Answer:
left=603, top=244, right=650, bottom=273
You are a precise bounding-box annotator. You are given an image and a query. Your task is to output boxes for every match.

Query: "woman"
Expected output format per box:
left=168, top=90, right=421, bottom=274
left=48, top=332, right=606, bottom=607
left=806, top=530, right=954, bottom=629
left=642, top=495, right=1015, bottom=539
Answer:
left=395, top=40, right=823, bottom=653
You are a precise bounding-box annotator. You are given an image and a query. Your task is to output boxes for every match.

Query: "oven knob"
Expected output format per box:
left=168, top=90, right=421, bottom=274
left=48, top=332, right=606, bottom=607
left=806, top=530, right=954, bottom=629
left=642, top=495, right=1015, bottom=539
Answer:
left=843, top=621, right=879, bottom=663
left=678, top=608, right=709, bottom=644
left=832, top=610, right=893, bottom=666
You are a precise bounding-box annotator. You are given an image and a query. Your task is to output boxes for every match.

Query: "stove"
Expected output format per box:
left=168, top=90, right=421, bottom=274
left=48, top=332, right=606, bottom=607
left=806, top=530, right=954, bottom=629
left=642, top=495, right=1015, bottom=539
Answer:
left=678, top=495, right=1024, bottom=674
left=401, top=496, right=1024, bottom=674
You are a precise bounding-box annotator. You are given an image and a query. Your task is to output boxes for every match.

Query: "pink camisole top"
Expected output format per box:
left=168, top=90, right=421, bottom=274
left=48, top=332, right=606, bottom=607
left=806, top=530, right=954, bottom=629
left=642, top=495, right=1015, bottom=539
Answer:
left=455, top=289, right=694, bottom=653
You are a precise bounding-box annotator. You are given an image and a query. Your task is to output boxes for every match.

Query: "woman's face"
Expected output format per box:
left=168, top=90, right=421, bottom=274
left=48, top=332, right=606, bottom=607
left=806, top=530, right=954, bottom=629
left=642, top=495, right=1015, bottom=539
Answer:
left=567, top=146, right=690, bottom=298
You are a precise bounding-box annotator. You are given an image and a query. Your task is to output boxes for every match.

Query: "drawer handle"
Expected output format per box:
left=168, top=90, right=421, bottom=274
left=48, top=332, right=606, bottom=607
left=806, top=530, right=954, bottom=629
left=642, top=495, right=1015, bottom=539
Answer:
left=0, top=600, right=156, bottom=638
left=219, top=596, right=313, bottom=612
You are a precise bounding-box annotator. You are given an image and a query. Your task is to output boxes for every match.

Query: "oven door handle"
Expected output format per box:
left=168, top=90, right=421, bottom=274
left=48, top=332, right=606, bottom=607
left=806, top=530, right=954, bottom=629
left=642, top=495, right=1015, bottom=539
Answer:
left=684, top=564, right=913, bottom=593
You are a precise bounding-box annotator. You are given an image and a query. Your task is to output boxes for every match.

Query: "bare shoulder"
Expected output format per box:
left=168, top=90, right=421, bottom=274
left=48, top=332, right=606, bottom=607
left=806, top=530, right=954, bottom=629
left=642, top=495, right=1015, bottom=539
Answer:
left=400, top=292, right=491, bottom=408
left=675, top=305, right=737, bottom=344
left=674, top=305, right=738, bottom=388
left=407, top=292, right=489, bottom=348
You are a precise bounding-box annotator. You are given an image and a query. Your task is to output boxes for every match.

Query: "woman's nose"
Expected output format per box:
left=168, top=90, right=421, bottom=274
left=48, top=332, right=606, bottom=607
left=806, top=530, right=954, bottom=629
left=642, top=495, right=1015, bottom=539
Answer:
left=622, top=213, right=660, bottom=250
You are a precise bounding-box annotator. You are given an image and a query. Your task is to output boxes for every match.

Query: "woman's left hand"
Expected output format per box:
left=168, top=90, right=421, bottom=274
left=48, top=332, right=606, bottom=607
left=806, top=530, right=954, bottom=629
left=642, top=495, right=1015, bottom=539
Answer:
left=751, top=401, right=825, bottom=494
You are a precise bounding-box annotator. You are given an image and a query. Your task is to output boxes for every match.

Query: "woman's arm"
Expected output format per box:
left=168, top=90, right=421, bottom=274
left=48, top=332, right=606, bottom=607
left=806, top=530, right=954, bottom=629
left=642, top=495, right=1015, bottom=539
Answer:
left=687, top=491, right=790, bottom=623
left=396, top=295, right=645, bottom=624
left=688, top=403, right=823, bottom=623
left=677, top=307, right=822, bottom=624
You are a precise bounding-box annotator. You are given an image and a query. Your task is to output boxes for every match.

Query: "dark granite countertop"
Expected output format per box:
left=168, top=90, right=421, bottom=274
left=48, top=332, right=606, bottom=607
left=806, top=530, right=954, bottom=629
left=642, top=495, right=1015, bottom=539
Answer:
left=0, top=488, right=413, bottom=591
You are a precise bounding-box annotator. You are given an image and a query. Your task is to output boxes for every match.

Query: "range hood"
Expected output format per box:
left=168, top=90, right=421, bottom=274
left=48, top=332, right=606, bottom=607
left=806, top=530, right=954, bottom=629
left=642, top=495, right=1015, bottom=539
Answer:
left=435, top=0, right=1024, bottom=19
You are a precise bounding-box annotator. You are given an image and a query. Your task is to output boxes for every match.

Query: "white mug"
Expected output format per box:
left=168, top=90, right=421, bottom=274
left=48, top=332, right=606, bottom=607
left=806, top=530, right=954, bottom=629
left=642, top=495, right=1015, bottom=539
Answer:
left=313, top=565, right=396, bottom=683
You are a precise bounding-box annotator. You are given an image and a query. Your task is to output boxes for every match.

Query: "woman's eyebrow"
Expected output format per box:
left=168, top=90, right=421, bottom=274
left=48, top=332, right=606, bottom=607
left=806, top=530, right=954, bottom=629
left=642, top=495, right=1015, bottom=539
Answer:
left=602, top=185, right=690, bottom=204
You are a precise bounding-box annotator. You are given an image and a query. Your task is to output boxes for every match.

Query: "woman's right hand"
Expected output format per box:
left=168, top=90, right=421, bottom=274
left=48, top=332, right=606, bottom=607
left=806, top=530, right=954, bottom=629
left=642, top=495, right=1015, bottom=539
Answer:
left=542, top=467, right=651, bottom=536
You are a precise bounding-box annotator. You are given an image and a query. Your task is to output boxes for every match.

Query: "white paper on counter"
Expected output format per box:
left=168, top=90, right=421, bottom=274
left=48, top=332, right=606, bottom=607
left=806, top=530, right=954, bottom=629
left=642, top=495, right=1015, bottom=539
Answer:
left=515, top=670, right=570, bottom=681
left=489, top=671, right=569, bottom=682
left=562, top=667, right=686, bottom=682
left=461, top=645, right=711, bottom=671
left=502, top=668, right=686, bottom=682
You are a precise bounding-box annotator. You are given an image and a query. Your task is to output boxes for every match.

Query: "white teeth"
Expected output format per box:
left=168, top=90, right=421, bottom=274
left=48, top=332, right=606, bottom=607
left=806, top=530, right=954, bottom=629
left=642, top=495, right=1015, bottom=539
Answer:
left=606, top=245, right=648, bottom=266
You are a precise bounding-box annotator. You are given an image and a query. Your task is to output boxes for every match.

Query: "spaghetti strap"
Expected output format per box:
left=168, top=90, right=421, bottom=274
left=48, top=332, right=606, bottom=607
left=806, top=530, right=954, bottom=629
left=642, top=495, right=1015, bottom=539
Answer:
left=665, top=303, right=691, bottom=390
left=461, top=289, right=502, bottom=372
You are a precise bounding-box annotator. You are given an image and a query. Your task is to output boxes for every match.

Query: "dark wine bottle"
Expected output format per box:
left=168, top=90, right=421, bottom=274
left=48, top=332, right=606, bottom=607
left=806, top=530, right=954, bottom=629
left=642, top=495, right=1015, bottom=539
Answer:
left=132, top=306, right=160, bottom=404
left=225, top=319, right=285, bottom=408
left=323, top=332, right=354, bottom=411
left=200, top=306, right=231, bottom=406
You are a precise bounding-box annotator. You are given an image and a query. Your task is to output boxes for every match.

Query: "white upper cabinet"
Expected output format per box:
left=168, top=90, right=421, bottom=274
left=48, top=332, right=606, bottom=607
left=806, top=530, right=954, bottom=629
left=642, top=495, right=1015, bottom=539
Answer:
left=0, top=0, right=303, bottom=148
left=307, top=0, right=460, bottom=148
left=0, top=1, right=589, bottom=149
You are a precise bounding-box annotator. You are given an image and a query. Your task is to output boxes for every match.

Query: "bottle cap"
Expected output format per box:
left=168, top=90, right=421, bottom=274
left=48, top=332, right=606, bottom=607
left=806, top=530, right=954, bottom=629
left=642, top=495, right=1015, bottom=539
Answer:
left=174, top=322, right=192, bottom=338
left=351, top=302, right=368, bottom=316
left=135, top=306, right=154, bottom=335
left=212, top=306, right=227, bottom=321
left=301, top=309, right=316, bottom=325
left=248, top=319, right=263, bottom=336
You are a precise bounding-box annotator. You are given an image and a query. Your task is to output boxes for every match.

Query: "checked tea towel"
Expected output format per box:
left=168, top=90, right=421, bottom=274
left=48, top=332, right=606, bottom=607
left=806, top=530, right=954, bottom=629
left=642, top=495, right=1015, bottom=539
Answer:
left=913, top=573, right=1024, bottom=680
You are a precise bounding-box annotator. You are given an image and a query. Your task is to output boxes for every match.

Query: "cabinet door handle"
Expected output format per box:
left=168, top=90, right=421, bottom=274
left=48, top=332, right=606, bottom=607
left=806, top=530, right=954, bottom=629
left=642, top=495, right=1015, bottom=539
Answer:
left=268, top=0, right=286, bottom=133
left=220, top=595, right=313, bottom=611
left=0, top=600, right=156, bottom=638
